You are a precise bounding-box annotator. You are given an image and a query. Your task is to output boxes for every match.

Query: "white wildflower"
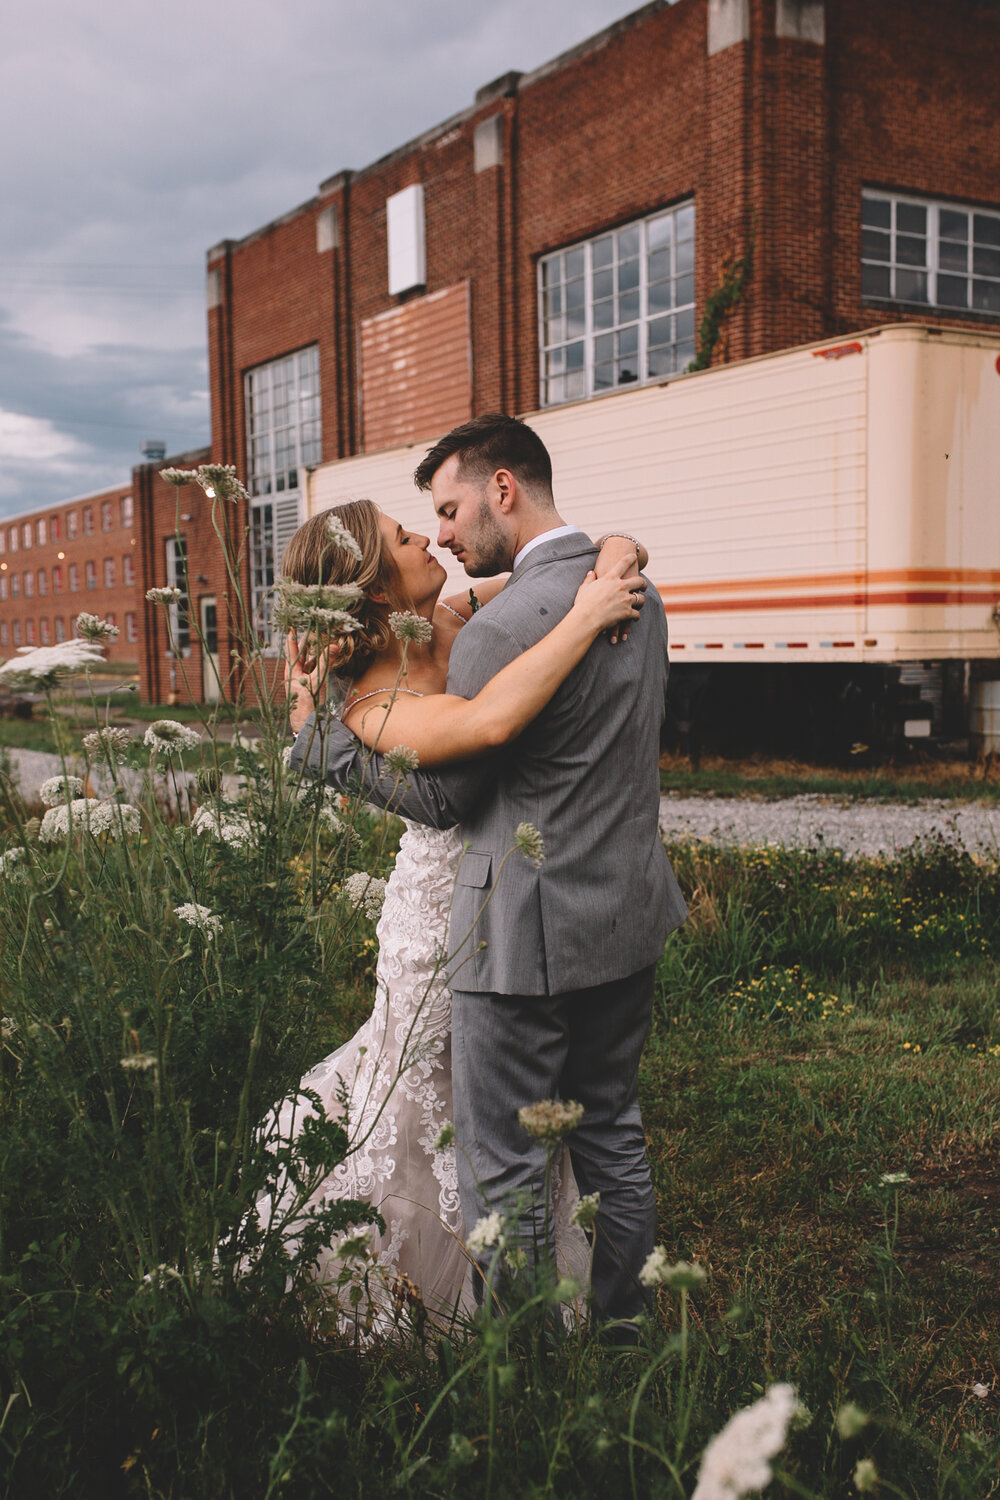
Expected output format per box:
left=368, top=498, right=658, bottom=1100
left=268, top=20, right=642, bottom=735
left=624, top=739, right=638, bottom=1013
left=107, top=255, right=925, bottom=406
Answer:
left=39, top=799, right=101, bottom=843
left=272, top=579, right=363, bottom=638
left=120, top=1053, right=158, bottom=1073
left=639, top=1249, right=707, bottom=1291
left=0, top=847, right=29, bottom=884
left=192, top=805, right=253, bottom=849
left=195, top=462, right=248, bottom=503
left=836, top=1404, right=870, bottom=1439
left=466, top=1212, right=504, bottom=1255
left=75, top=611, right=119, bottom=643
left=174, top=902, right=223, bottom=936
left=1, top=1016, right=18, bottom=1041
left=878, top=1171, right=911, bottom=1187
left=389, top=610, right=433, bottom=645
left=88, top=801, right=141, bottom=838
left=384, top=744, right=419, bottom=775
left=39, top=774, right=85, bottom=807
left=159, top=467, right=196, bottom=487
left=0, top=638, right=105, bottom=691
left=570, top=1193, right=601, bottom=1230
left=82, top=726, right=132, bottom=764
left=144, top=720, right=201, bottom=754
left=692, top=1383, right=802, bottom=1500
left=318, top=804, right=344, bottom=835
left=853, top=1458, right=878, bottom=1493
left=518, top=1098, right=584, bottom=1143
left=337, top=1228, right=373, bottom=1260
left=972, top=1381, right=990, bottom=1399
left=514, top=822, right=545, bottom=867
left=342, top=871, right=387, bottom=920
left=146, top=586, right=183, bottom=605
left=433, top=1121, right=455, bottom=1150
left=326, top=512, right=364, bottom=562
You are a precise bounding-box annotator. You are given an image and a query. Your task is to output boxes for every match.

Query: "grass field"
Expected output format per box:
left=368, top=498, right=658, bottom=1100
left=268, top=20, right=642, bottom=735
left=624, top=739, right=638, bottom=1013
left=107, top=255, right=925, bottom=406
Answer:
left=660, top=751, right=1000, bottom=805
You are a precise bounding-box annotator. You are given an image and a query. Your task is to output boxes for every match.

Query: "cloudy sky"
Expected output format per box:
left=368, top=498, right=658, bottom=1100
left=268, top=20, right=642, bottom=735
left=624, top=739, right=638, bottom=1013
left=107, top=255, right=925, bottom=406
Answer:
left=0, top=0, right=650, bottom=520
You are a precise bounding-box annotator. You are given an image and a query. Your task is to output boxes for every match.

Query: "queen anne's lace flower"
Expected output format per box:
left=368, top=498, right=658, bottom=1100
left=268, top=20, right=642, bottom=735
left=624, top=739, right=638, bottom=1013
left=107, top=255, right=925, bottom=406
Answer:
left=144, top=720, right=201, bottom=754
left=39, top=774, right=85, bottom=806
left=272, top=580, right=364, bottom=638
left=39, top=799, right=101, bottom=843
left=0, top=639, right=106, bottom=691
left=0, top=847, right=29, bottom=883
left=466, top=1212, right=504, bottom=1255
left=82, top=726, right=132, bottom=764
left=518, top=1098, right=584, bottom=1143
left=326, top=513, right=364, bottom=562
left=87, top=801, right=141, bottom=838
left=691, top=1384, right=802, bottom=1500
left=389, top=610, right=433, bottom=645
left=146, top=586, right=183, bottom=605
left=174, top=902, right=223, bottom=936
left=159, top=467, right=196, bottom=487
left=342, top=872, right=387, bottom=919
left=570, top=1192, right=601, bottom=1229
left=853, top=1459, right=878, bottom=1494
left=120, top=1053, right=158, bottom=1073
left=192, top=805, right=253, bottom=849
left=640, top=1249, right=707, bottom=1291
left=384, top=744, right=419, bottom=775
left=878, top=1171, right=911, bottom=1186
left=195, top=463, right=249, bottom=503
left=75, top=612, right=119, bottom=642
left=514, top=822, right=545, bottom=866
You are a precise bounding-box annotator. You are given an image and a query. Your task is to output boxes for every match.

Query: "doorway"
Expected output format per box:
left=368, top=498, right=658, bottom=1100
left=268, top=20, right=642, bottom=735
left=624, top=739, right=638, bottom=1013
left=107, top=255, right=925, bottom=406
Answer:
left=200, top=597, right=220, bottom=703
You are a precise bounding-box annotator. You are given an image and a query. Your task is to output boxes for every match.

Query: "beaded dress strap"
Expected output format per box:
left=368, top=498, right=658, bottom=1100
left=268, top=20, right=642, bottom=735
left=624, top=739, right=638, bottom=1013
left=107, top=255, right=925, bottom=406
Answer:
left=344, top=686, right=425, bottom=713
left=437, top=601, right=465, bottom=622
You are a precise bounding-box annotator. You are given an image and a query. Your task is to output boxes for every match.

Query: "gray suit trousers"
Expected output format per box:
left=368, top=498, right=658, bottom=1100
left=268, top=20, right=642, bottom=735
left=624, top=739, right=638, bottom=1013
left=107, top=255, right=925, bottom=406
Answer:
left=451, top=964, right=657, bottom=1324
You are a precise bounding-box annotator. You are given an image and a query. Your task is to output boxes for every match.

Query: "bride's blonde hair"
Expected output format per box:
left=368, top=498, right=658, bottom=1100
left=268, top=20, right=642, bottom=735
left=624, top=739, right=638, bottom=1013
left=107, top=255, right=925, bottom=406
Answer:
left=279, top=499, right=408, bottom=679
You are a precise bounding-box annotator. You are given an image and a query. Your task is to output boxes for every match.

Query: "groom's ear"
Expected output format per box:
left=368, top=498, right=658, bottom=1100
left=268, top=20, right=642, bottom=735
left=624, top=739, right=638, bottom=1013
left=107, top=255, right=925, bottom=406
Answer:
left=491, top=468, right=517, bottom=514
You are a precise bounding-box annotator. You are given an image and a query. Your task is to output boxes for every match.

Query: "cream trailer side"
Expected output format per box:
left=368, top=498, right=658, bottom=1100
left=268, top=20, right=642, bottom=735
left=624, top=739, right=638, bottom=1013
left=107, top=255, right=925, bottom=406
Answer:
left=306, top=324, right=1000, bottom=754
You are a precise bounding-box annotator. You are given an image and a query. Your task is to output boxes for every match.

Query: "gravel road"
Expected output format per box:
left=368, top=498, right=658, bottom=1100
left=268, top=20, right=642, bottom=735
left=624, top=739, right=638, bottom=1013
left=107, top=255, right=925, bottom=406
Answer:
left=7, top=748, right=999, bottom=860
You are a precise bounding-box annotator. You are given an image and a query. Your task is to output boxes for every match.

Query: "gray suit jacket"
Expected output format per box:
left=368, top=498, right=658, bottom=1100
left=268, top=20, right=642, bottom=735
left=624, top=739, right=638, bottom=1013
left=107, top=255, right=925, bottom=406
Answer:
left=291, top=531, right=687, bottom=995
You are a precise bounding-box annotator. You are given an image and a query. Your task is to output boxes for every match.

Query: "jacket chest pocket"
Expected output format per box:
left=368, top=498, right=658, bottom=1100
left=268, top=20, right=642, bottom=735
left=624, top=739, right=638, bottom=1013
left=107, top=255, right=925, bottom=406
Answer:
left=456, top=851, right=492, bottom=889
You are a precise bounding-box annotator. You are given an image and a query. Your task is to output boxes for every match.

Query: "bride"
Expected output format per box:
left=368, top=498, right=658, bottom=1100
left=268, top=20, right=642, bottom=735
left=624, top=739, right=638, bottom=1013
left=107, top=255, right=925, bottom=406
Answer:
left=274, top=498, right=645, bottom=1327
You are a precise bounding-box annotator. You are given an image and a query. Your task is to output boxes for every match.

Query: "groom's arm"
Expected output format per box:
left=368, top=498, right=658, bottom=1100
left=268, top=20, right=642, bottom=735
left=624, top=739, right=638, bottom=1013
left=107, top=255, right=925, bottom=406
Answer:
left=288, top=613, right=522, bottom=827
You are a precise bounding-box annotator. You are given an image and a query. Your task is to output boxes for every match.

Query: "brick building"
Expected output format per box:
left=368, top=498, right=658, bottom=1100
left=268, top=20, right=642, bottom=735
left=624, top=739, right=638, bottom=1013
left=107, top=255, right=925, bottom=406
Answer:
left=0, top=484, right=141, bottom=665
left=7, top=0, right=997, bottom=704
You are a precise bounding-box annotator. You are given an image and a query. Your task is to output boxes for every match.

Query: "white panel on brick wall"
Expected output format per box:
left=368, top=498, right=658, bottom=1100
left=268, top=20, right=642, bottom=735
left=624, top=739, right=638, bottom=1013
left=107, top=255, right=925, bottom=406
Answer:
left=386, top=183, right=426, bottom=296
left=707, top=0, right=749, bottom=55
left=776, top=0, right=825, bottom=43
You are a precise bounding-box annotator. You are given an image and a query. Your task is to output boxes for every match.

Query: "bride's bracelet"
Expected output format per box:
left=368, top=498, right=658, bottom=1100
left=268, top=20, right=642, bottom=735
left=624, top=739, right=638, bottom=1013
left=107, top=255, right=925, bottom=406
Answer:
left=598, top=532, right=641, bottom=555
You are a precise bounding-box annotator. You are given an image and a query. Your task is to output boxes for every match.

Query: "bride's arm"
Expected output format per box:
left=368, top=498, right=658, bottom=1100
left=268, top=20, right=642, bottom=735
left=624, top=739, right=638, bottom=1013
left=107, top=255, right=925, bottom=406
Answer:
left=437, top=536, right=648, bottom=622
left=345, top=565, right=641, bottom=767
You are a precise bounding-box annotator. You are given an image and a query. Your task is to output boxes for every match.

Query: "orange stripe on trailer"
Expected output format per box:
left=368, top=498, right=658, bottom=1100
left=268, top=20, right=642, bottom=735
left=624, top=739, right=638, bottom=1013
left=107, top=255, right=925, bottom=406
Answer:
left=659, top=588, right=1000, bottom=614
left=660, top=567, right=1000, bottom=599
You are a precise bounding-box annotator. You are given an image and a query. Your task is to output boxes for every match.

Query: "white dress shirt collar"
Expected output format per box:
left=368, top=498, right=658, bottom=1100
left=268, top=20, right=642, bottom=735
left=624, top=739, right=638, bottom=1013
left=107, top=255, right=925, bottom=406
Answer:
left=512, top=524, right=583, bottom=572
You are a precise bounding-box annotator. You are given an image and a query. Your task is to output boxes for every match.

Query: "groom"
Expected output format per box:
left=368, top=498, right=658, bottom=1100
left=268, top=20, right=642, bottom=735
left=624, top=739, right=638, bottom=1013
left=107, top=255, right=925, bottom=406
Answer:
left=291, top=413, right=687, bottom=1328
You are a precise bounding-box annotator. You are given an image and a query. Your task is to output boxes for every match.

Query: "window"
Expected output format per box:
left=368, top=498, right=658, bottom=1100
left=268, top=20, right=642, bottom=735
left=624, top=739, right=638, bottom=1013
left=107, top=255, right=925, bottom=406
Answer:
left=244, top=346, right=319, bottom=640
left=36, top=518, right=46, bottom=546
left=50, top=515, right=60, bottom=542
left=121, top=494, right=133, bottom=526
left=67, top=511, right=78, bottom=539
left=0, top=622, right=6, bottom=645
left=85, top=560, right=97, bottom=589
left=101, top=500, right=113, bottom=531
left=125, top=610, right=138, bottom=643
left=53, top=565, right=63, bottom=592
left=165, top=537, right=191, bottom=654
left=10, top=574, right=19, bottom=599
left=862, top=191, right=1000, bottom=314
left=83, top=506, right=94, bottom=535
left=24, top=571, right=33, bottom=598
left=55, top=617, right=65, bottom=642
left=21, top=523, right=31, bottom=550
left=37, top=568, right=47, bottom=596
left=9, top=527, right=17, bottom=552
left=69, top=563, right=80, bottom=591
left=12, top=621, right=21, bottom=645
left=0, top=531, right=5, bottom=555
left=104, top=558, right=115, bottom=588
left=25, top=620, right=35, bottom=644
left=40, top=618, right=50, bottom=643
left=0, top=577, right=6, bottom=600
left=538, top=202, right=696, bottom=405
left=123, top=554, right=135, bottom=586
left=106, top=612, right=116, bottom=628
left=69, top=616, right=77, bottom=637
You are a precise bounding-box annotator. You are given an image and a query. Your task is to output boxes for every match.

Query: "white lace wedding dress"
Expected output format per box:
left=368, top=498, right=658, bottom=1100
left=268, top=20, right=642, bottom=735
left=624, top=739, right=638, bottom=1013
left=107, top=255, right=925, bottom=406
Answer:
left=270, top=820, right=589, bottom=1331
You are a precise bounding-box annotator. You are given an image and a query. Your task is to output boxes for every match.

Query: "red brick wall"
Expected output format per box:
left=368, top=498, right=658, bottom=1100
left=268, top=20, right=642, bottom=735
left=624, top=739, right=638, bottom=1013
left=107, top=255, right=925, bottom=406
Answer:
left=0, top=486, right=141, bottom=665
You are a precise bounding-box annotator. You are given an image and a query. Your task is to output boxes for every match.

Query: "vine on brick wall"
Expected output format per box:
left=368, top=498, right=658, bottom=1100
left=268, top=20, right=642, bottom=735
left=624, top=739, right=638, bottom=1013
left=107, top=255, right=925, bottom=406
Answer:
left=686, top=225, right=756, bottom=373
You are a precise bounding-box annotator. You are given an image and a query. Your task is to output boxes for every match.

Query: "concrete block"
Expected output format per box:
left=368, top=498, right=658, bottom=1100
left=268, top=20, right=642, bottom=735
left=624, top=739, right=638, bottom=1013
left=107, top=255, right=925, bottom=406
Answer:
left=316, top=204, right=339, bottom=253
left=474, top=115, right=504, bottom=172
left=707, top=0, right=749, bottom=55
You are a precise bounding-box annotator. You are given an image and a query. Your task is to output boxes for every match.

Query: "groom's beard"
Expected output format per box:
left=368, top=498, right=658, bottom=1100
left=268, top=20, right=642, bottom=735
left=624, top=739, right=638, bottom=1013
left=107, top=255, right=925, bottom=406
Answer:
left=461, top=496, right=512, bottom=577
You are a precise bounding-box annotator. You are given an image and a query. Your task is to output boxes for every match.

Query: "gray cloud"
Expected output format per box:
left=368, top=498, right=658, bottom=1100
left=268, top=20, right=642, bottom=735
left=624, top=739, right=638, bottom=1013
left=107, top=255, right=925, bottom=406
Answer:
left=0, top=0, right=647, bottom=517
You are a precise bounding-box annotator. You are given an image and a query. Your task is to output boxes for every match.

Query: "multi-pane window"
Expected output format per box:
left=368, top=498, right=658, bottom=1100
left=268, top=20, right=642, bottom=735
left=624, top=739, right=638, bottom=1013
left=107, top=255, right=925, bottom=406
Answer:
left=125, top=611, right=138, bottom=643
left=123, top=554, right=135, bottom=585
left=0, top=622, right=6, bottom=644
left=0, top=531, right=5, bottom=555
left=67, top=511, right=78, bottom=539
left=53, top=565, right=63, bottom=592
left=10, top=574, right=19, bottom=598
left=37, top=568, right=47, bottom=596
left=104, top=558, right=115, bottom=588
left=40, top=618, right=50, bottom=643
left=69, top=563, right=80, bottom=591
left=21, top=523, right=31, bottom=550
left=539, top=202, right=696, bottom=406
left=101, top=500, right=113, bottom=531
left=50, top=515, right=60, bottom=542
left=83, top=506, right=94, bottom=535
left=24, top=572, right=33, bottom=598
left=36, top=519, right=46, bottom=545
left=862, top=191, right=1000, bottom=314
left=165, top=538, right=191, bottom=654
left=121, top=495, right=133, bottom=526
left=12, top=622, right=21, bottom=645
left=25, top=620, right=36, bottom=644
left=9, top=527, right=17, bottom=553
left=245, top=345, right=321, bottom=498
left=0, top=577, right=6, bottom=600
left=85, top=561, right=97, bottom=589
left=54, top=617, right=65, bottom=642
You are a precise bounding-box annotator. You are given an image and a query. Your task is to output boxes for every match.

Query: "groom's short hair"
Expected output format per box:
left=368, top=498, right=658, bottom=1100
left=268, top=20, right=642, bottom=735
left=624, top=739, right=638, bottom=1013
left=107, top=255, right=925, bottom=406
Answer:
left=414, top=413, right=554, bottom=503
